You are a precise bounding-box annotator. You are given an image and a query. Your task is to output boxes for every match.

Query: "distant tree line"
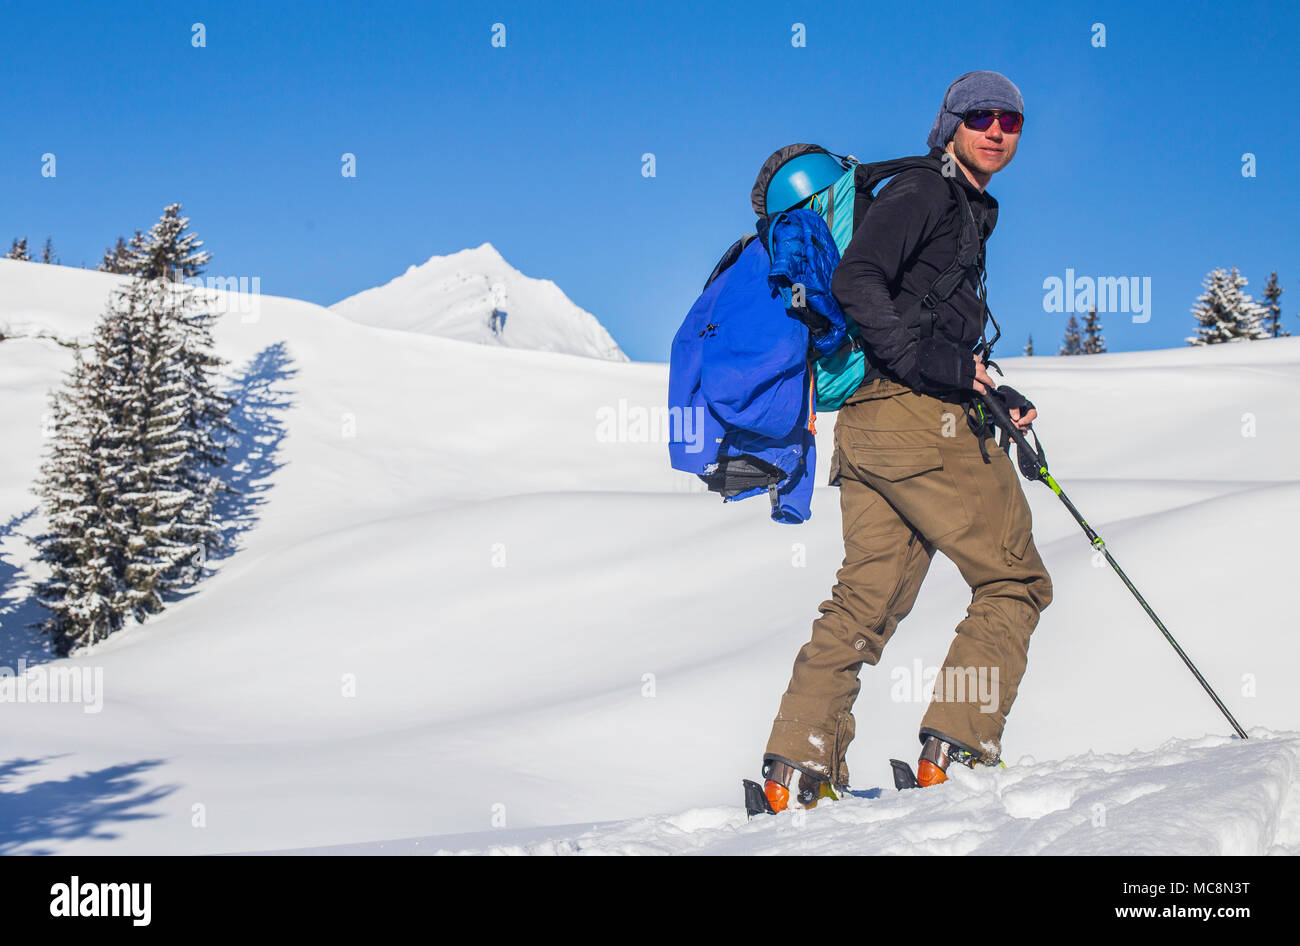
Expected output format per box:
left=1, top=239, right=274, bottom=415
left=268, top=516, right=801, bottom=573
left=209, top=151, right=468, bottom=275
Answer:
left=1023, top=267, right=1290, bottom=356
left=1186, top=267, right=1285, bottom=345
left=6, top=236, right=59, bottom=264
left=7, top=205, right=211, bottom=275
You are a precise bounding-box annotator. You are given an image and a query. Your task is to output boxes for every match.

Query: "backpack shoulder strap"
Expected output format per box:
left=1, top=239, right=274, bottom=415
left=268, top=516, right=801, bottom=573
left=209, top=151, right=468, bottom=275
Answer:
left=915, top=181, right=980, bottom=311
left=852, top=155, right=943, bottom=194
left=852, top=155, right=944, bottom=231
left=889, top=165, right=985, bottom=340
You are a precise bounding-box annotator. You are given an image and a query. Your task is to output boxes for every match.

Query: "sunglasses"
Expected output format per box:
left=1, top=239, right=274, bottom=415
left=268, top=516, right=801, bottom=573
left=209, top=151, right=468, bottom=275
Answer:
left=955, top=109, right=1024, bottom=134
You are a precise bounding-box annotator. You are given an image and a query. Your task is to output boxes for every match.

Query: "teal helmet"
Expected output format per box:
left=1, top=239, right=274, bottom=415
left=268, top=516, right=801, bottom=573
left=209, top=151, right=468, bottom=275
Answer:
left=752, top=144, right=848, bottom=216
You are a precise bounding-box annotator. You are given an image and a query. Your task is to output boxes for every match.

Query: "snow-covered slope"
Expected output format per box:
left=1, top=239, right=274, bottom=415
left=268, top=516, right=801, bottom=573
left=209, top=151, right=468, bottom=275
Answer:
left=264, top=730, right=1300, bottom=855
left=329, top=243, right=627, bottom=361
left=1, top=257, right=1297, bottom=855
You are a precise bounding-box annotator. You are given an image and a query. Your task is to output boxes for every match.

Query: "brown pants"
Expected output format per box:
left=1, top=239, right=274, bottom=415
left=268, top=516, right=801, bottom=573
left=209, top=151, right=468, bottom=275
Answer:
left=765, top=379, right=1053, bottom=785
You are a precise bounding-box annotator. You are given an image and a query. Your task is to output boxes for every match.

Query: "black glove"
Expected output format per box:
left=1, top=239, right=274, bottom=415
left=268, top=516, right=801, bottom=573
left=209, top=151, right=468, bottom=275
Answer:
left=985, top=384, right=1045, bottom=477
left=991, top=384, right=1035, bottom=416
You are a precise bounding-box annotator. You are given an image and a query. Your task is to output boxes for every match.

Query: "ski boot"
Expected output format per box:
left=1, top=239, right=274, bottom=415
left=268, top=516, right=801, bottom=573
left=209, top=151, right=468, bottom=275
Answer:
left=917, top=735, right=976, bottom=786
left=743, top=755, right=840, bottom=817
left=890, top=737, right=982, bottom=790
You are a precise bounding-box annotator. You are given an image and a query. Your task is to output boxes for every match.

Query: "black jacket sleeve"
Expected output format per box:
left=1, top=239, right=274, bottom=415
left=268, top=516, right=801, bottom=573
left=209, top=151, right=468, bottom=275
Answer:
left=831, top=170, right=975, bottom=394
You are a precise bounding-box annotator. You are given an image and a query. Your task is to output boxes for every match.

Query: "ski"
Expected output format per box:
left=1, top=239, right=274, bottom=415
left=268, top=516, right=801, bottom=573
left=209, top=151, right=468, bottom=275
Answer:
left=889, top=759, right=919, bottom=790
left=743, top=779, right=776, bottom=818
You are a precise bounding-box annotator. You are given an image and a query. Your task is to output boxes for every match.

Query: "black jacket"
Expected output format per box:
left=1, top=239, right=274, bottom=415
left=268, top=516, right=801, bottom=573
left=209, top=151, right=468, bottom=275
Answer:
left=831, top=149, right=997, bottom=398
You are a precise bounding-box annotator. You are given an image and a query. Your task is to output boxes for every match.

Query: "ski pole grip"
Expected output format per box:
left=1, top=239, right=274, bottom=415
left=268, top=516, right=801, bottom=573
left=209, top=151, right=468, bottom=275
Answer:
left=978, top=390, right=1045, bottom=479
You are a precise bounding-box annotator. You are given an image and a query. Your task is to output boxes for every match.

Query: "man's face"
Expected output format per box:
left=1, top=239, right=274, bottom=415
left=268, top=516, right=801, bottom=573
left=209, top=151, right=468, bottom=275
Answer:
left=948, top=110, right=1020, bottom=177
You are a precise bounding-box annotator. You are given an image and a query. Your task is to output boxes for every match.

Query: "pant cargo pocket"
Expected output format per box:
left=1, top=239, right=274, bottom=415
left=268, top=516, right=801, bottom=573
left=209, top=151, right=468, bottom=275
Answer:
left=999, top=471, right=1033, bottom=565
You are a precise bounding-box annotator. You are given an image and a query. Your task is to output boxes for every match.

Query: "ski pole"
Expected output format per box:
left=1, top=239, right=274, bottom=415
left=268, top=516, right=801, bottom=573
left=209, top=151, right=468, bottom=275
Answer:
left=976, top=390, right=1249, bottom=741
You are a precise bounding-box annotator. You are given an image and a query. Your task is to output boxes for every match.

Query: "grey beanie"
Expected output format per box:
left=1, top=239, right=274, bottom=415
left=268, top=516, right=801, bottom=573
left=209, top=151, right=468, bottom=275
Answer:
left=926, top=70, right=1025, bottom=150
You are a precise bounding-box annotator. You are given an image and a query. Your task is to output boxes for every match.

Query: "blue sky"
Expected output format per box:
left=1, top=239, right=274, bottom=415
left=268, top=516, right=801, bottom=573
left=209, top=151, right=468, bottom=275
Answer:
left=3, top=0, right=1296, bottom=361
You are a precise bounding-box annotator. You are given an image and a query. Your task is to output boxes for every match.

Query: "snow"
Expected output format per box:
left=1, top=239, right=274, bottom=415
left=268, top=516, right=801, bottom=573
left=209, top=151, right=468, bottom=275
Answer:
left=1, top=256, right=1297, bottom=855
left=255, top=731, right=1300, bottom=855
left=329, top=243, right=628, bottom=362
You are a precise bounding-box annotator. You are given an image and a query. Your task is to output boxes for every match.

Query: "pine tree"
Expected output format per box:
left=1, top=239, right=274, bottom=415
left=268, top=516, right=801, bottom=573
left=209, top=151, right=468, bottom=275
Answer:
left=118, top=279, right=213, bottom=600
left=7, top=237, right=31, bottom=260
left=30, top=299, right=168, bottom=654
left=1187, top=267, right=1269, bottom=345
left=151, top=278, right=236, bottom=579
left=1261, top=271, right=1288, bottom=338
left=30, top=274, right=233, bottom=653
left=1059, top=315, right=1083, bottom=355
left=31, top=346, right=124, bottom=652
left=1023, top=334, right=1034, bottom=356
left=1082, top=307, right=1107, bottom=353
left=99, top=233, right=140, bottom=274
left=123, top=205, right=232, bottom=571
left=40, top=236, right=59, bottom=265
left=128, top=203, right=211, bottom=282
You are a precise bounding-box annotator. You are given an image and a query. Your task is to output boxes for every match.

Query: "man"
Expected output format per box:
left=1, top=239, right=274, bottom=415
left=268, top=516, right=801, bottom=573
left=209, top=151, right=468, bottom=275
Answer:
left=759, top=71, right=1053, bottom=811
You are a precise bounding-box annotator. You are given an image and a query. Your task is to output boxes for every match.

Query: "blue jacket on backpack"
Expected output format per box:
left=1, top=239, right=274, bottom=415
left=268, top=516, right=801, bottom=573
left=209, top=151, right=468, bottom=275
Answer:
left=764, top=208, right=849, bottom=358
left=668, top=209, right=843, bottom=524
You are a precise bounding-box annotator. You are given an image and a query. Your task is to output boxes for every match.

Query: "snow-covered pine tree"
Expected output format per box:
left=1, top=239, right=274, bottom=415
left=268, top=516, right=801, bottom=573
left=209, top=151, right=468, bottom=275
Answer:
left=1082, top=307, right=1106, bottom=353
left=31, top=345, right=128, bottom=654
left=1059, top=315, right=1083, bottom=355
left=7, top=237, right=31, bottom=260
left=97, top=241, right=118, bottom=273
left=33, top=202, right=232, bottom=652
left=1261, top=271, right=1288, bottom=338
left=99, top=232, right=142, bottom=274
left=29, top=283, right=187, bottom=653
left=152, top=277, right=236, bottom=580
left=132, top=204, right=233, bottom=572
left=30, top=274, right=232, bottom=652
left=128, top=204, right=211, bottom=282
left=98, top=238, right=125, bottom=273
left=1023, top=334, right=1034, bottom=356
left=122, top=277, right=214, bottom=600
left=41, top=236, right=59, bottom=265
left=1187, top=267, right=1270, bottom=345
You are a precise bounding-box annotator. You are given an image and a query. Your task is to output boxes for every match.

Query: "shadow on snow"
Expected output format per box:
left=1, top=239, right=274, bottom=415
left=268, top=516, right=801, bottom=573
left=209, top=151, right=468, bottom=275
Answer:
left=207, top=340, right=297, bottom=565
left=0, top=756, right=177, bottom=855
left=0, top=508, right=47, bottom=665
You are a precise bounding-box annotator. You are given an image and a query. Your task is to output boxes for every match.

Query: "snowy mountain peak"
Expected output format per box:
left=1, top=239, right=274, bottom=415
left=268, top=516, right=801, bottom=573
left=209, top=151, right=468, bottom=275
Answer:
left=332, top=245, right=627, bottom=362
left=403, top=242, right=505, bottom=276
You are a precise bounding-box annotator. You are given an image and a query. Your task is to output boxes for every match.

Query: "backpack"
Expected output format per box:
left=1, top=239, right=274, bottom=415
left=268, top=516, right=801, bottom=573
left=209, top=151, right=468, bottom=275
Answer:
left=704, top=150, right=986, bottom=412
left=667, top=147, right=986, bottom=520
left=815, top=155, right=985, bottom=410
